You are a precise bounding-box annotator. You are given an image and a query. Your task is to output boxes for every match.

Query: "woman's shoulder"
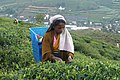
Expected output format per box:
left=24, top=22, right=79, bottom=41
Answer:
left=44, top=31, right=54, bottom=38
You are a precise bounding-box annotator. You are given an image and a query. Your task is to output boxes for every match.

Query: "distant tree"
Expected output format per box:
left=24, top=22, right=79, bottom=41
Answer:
left=56, top=2, right=66, bottom=7
left=76, top=6, right=80, bottom=10
left=36, top=13, right=44, bottom=24
left=5, top=8, right=15, bottom=14
left=61, top=2, right=66, bottom=7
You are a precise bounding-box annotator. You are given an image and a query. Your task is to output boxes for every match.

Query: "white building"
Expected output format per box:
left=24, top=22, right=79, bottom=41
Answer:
left=58, top=6, right=65, bottom=11
left=71, top=27, right=89, bottom=30
left=44, top=14, right=50, bottom=20
left=118, top=31, right=120, bottom=33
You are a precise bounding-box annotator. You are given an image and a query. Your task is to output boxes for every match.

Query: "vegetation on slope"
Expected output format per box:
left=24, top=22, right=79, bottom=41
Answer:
left=71, top=30, right=120, bottom=60
left=0, top=17, right=36, bottom=72
left=0, top=17, right=120, bottom=80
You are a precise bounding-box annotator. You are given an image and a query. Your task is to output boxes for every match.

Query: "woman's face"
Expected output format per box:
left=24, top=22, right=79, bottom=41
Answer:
left=54, top=23, right=65, bottom=34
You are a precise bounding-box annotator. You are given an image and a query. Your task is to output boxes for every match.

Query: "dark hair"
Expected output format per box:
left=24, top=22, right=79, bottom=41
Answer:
left=46, top=19, right=66, bottom=32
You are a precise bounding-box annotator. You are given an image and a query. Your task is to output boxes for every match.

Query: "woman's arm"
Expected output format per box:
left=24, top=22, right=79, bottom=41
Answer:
left=42, top=33, right=53, bottom=62
left=68, top=52, right=74, bottom=63
left=42, top=52, right=54, bottom=62
left=42, top=52, right=63, bottom=62
left=42, top=33, right=63, bottom=62
left=68, top=52, right=74, bottom=59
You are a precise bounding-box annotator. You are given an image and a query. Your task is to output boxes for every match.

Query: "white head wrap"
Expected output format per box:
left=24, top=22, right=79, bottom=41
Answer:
left=49, top=15, right=74, bottom=53
left=49, top=15, right=66, bottom=24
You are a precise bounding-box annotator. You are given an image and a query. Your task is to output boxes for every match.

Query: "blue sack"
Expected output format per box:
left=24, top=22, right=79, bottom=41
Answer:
left=29, top=27, right=48, bottom=62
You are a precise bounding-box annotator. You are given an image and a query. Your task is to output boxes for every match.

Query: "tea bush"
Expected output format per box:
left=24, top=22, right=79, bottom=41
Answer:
left=0, top=17, right=120, bottom=80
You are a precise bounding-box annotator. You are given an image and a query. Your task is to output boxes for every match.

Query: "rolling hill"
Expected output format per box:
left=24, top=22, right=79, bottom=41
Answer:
left=1, top=0, right=120, bottom=23
left=0, top=0, right=114, bottom=11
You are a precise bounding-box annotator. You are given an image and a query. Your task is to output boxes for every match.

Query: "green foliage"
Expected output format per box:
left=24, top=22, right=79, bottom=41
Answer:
left=71, top=30, right=120, bottom=60
left=0, top=17, right=36, bottom=72
left=0, top=17, right=120, bottom=80
left=36, top=13, right=44, bottom=24
left=0, top=0, right=100, bottom=11
left=1, top=0, right=119, bottom=11
left=1, top=0, right=119, bottom=23
left=1, top=53, right=120, bottom=80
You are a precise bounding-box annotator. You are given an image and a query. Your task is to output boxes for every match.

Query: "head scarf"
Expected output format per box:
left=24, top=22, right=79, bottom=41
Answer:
left=47, top=15, right=66, bottom=32
left=49, top=15, right=66, bottom=24
left=48, top=15, right=74, bottom=53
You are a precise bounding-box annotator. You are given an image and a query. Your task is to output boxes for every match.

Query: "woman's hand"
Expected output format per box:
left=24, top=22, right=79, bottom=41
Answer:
left=52, top=56, right=63, bottom=63
left=68, top=56, right=73, bottom=63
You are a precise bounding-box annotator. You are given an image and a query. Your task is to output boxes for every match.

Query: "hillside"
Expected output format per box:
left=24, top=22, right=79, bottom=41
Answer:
left=0, top=0, right=119, bottom=10
left=0, top=0, right=99, bottom=11
left=0, top=17, right=36, bottom=71
left=1, top=0, right=120, bottom=23
left=0, top=17, right=120, bottom=79
left=71, top=30, right=120, bottom=60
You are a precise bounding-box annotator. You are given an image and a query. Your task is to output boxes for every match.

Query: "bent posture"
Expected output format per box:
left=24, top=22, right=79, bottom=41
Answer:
left=42, top=15, right=74, bottom=63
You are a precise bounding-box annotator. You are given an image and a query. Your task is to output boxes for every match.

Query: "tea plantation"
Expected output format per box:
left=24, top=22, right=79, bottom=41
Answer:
left=0, top=17, right=120, bottom=80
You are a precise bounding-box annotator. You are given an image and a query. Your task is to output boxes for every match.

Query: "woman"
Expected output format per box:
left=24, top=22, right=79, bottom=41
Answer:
left=42, top=15, right=74, bottom=63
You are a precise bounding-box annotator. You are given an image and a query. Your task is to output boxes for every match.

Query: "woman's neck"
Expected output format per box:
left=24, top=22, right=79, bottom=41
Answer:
left=54, top=31, right=58, bottom=39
